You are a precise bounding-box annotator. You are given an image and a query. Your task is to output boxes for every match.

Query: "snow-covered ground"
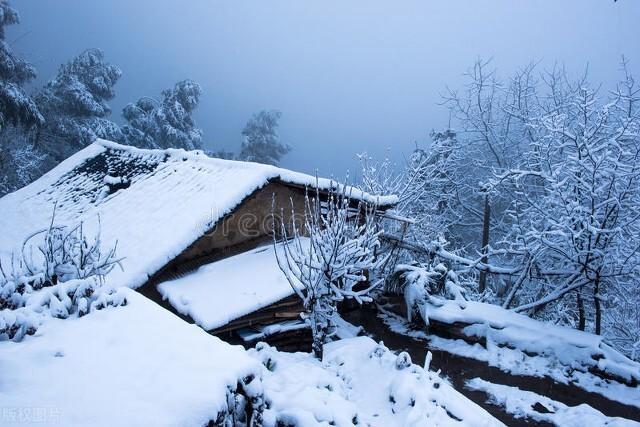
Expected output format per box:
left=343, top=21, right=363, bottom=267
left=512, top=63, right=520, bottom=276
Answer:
left=467, top=378, right=639, bottom=427
left=427, top=334, right=640, bottom=409
left=0, top=286, right=505, bottom=426
left=386, top=296, right=640, bottom=409
left=0, top=289, right=261, bottom=427
left=426, top=301, right=640, bottom=408
left=158, top=241, right=307, bottom=331
left=426, top=300, right=640, bottom=385
left=251, top=336, right=503, bottom=426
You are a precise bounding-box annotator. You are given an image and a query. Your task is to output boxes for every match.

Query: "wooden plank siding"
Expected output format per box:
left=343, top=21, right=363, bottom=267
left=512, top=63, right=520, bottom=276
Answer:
left=211, top=294, right=303, bottom=335
left=172, top=181, right=308, bottom=268
left=213, top=294, right=313, bottom=353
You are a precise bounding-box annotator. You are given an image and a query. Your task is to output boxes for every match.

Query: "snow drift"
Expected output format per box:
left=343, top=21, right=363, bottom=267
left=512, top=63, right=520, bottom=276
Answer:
left=0, top=289, right=262, bottom=426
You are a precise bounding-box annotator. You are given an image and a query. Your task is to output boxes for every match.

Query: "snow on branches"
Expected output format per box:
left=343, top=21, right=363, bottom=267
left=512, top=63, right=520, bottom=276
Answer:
left=120, top=80, right=204, bottom=151
left=387, top=262, right=467, bottom=328
left=362, top=58, right=640, bottom=360
left=274, top=185, right=386, bottom=359
left=34, top=48, right=123, bottom=162
left=487, top=60, right=640, bottom=340
left=0, top=211, right=125, bottom=341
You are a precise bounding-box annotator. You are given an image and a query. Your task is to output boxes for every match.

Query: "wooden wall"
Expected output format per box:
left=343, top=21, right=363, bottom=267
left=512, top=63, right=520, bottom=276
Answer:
left=212, top=294, right=312, bottom=353
left=172, top=181, right=307, bottom=268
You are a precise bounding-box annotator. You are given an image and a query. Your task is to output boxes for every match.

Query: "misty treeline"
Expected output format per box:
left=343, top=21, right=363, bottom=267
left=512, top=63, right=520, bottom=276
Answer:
left=0, top=1, right=290, bottom=196
left=361, top=58, right=640, bottom=359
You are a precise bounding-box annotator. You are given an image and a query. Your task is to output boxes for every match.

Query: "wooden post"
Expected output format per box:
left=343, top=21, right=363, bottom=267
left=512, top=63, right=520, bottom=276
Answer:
left=478, top=193, right=490, bottom=293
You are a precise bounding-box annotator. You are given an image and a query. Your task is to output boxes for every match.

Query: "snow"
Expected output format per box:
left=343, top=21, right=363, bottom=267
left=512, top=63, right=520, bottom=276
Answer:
left=429, top=333, right=640, bottom=409
left=1, top=285, right=507, bottom=426
left=1, top=277, right=128, bottom=340
left=427, top=299, right=604, bottom=352
left=157, top=241, right=307, bottom=331
left=0, top=288, right=261, bottom=427
left=332, top=313, right=363, bottom=339
left=401, top=298, right=640, bottom=408
left=238, top=319, right=308, bottom=342
left=466, top=378, right=639, bottom=427
left=0, top=139, right=396, bottom=292
left=251, top=336, right=503, bottom=426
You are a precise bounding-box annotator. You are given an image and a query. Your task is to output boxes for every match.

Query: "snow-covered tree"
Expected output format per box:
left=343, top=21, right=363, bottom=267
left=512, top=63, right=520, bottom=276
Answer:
left=437, top=60, right=543, bottom=286
left=274, top=186, right=385, bottom=359
left=0, top=1, right=43, bottom=132
left=357, top=131, right=473, bottom=281
left=35, top=48, right=122, bottom=162
left=0, top=1, right=45, bottom=196
left=386, top=261, right=466, bottom=328
left=492, top=61, right=640, bottom=338
left=120, top=79, right=203, bottom=150
left=0, top=128, right=45, bottom=195
left=120, top=96, right=157, bottom=149
left=403, top=131, right=471, bottom=245
left=361, top=58, right=640, bottom=359
left=238, top=110, right=290, bottom=166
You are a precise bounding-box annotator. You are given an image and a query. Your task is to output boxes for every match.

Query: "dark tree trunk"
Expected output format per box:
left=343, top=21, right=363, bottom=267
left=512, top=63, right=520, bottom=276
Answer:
left=577, top=290, right=585, bottom=331
left=312, top=336, right=324, bottom=360
left=32, top=124, right=43, bottom=149
left=309, top=304, right=325, bottom=360
left=478, top=194, right=491, bottom=293
left=594, top=277, right=602, bottom=335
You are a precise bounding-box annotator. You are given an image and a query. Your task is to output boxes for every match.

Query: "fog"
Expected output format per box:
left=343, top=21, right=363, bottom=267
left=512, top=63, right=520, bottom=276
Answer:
left=8, top=0, right=640, bottom=176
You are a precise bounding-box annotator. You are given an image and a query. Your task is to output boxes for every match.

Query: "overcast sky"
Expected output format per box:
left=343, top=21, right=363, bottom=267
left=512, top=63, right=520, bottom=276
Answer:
left=7, top=0, right=640, bottom=176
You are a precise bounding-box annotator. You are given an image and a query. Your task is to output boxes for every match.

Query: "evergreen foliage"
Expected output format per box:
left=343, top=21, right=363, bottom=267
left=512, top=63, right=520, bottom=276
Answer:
left=120, top=79, right=203, bottom=150
left=35, top=48, right=122, bottom=162
left=0, top=1, right=42, bottom=132
left=238, top=110, right=290, bottom=166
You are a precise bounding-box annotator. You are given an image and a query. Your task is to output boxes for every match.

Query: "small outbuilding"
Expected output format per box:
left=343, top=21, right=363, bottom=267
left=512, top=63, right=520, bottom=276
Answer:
left=0, top=140, right=397, bottom=350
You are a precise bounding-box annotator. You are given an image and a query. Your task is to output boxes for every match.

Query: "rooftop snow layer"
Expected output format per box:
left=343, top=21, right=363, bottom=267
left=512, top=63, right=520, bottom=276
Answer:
left=0, top=140, right=396, bottom=290
left=0, top=289, right=260, bottom=427
left=158, top=241, right=307, bottom=331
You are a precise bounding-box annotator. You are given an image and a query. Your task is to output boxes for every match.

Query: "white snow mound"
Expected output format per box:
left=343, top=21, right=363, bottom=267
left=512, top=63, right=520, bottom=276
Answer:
left=251, top=336, right=503, bottom=426
left=0, top=288, right=261, bottom=427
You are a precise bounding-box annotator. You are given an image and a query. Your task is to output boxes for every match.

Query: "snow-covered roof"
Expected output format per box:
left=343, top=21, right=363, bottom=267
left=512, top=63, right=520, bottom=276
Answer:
left=0, top=289, right=261, bottom=427
left=158, top=242, right=306, bottom=331
left=0, top=139, right=396, bottom=289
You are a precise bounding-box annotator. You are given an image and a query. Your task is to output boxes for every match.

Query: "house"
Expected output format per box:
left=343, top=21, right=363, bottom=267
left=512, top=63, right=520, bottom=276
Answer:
left=0, top=139, right=397, bottom=350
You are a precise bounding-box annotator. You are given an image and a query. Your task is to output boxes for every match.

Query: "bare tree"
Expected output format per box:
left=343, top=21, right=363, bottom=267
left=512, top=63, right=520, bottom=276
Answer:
left=363, top=58, right=640, bottom=359
left=274, top=186, right=386, bottom=359
left=493, top=59, right=640, bottom=335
